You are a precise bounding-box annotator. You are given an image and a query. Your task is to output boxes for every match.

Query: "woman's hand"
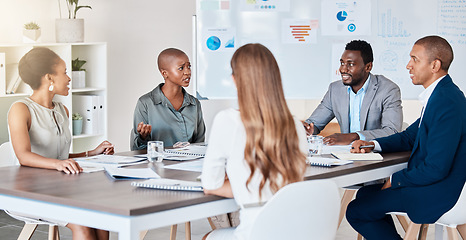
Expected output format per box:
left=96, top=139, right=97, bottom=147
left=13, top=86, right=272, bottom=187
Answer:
left=137, top=122, right=152, bottom=140
left=90, top=140, right=115, bottom=156
left=55, top=159, right=83, bottom=174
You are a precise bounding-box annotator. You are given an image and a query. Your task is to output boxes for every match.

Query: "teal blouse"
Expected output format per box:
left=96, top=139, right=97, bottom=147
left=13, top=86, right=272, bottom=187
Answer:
left=131, top=83, right=206, bottom=150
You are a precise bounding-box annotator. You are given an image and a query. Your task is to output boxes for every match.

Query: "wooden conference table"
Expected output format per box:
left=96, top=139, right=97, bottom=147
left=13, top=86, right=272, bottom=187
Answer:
left=0, top=150, right=410, bottom=240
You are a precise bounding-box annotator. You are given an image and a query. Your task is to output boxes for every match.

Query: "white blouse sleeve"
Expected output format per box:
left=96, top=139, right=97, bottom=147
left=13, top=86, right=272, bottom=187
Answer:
left=201, top=110, right=232, bottom=190
left=295, top=118, right=309, bottom=156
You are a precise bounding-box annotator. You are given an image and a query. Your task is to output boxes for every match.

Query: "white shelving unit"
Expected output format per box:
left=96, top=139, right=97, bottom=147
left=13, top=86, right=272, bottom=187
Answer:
left=0, top=42, right=107, bottom=153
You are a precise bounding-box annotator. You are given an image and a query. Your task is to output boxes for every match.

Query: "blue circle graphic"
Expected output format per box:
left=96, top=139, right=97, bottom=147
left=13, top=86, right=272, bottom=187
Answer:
left=206, top=36, right=221, bottom=51
left=336, top=11, right=347, bottom=21
left=348, top=23, right=356, bottom=32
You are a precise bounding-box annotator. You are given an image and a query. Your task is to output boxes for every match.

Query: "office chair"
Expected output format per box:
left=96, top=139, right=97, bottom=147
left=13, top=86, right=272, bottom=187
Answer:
left=0, top=141, right=60, bottom=240
left=362, top=182, right=466, bottom=240
left=433, top=182, right=466, bottom=240
left=248, top=179, right=340, bottom=240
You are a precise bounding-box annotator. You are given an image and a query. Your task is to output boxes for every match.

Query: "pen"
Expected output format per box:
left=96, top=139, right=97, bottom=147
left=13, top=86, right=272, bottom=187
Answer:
left=351, top=145, right=374, bottom=149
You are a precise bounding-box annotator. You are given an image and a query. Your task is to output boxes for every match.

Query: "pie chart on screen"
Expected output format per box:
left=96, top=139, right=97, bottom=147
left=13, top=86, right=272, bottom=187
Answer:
left=206, top=36, right=221, bottom=51
left=337, top=11, right=347, bottom=21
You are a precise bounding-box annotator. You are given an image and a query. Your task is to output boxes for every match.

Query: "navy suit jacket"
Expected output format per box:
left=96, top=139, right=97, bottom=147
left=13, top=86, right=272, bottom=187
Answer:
left=376, top=75, right=466, bottom=223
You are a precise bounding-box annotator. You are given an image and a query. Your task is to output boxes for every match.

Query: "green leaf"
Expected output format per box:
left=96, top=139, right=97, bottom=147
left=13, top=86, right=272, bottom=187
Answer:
left=72, top=57, right=87, bottom=71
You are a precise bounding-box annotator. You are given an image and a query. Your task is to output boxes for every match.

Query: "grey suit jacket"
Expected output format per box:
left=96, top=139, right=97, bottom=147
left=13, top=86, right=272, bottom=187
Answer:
left=305, top=73, right=402, bottom=140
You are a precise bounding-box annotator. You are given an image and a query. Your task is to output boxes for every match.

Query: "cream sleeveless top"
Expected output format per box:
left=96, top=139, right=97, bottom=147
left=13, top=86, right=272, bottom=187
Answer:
left=11, top=97, right=71, bottom=160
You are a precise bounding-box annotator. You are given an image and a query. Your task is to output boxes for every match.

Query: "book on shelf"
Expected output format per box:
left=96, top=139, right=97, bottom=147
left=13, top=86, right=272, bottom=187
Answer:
left=5, top=63, right=22, bottom=94
left=164, top=145, right=207, bottom=157
left=307, top=157, right=353, bottom=167
left=331, top=152, right=383, bottom=161
left=131, top=178, right=204, bottom=192
left=0, top=53, right=5, bottom=95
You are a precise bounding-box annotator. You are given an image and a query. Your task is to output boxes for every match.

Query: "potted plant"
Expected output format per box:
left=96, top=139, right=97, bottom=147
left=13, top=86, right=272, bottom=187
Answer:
left=72, top=57, right=86, bottom=89
left=23, top=22, right=41, bottom=43
left=72, top=112, right=83, bottom=135
left=55, top=0, right=92, bottom=43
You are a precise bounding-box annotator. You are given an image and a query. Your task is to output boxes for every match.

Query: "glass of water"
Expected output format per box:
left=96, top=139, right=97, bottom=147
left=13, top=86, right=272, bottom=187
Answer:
left=147, top=141, right=164, bottom=162
left=307, top=135, right=323, bottom=156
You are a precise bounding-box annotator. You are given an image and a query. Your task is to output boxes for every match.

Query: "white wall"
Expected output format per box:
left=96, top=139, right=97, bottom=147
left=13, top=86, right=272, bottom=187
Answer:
left=0, top=0, right=423, bottom=151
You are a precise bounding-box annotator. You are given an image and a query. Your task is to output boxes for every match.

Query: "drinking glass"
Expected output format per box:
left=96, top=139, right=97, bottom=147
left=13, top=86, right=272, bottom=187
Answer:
left=307, top=135, right=323, bottom=156
left=147, top=141, right=164, bottom=162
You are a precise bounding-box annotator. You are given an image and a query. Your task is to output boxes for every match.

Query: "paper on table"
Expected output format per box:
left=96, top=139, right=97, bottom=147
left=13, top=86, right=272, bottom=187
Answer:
left=164, top=154, right=203, bottom=161
left=164, top=159, right=204, bottom=172
left=74, top=155, right=146, bottom=165
left=134, top=153, right=203, bottom=161
left=331, top=152, right=383, bottom=161
left=80, top=165, right=105, bottom=173
left=321, top=144, right=352, bottom=155
left=104, top=166, right=160, bottom=180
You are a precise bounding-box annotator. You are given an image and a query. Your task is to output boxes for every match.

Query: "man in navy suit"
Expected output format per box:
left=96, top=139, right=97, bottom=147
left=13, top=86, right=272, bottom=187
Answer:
left=346, top=35, right=466, bottom=240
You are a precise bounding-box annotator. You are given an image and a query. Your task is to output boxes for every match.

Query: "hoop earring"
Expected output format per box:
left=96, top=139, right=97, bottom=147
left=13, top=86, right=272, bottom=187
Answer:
left=48, top=82, right=54, bottom=92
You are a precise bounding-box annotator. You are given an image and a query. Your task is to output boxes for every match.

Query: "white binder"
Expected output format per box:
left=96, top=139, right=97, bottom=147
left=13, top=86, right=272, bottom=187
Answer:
left=0, top=53, right=5, bottom=96
left=73, top=95, right=99, bottom=135
left=96, top=95, right=105, bottom=135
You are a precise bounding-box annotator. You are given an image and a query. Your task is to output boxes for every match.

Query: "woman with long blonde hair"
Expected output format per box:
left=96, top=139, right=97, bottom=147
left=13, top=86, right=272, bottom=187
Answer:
left=201, top=43, right=307, bottom=240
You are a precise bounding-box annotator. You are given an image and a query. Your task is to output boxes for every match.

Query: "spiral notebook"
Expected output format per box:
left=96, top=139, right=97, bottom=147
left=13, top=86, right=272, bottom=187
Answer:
left=131, top=178, right=204, bottom=192
left=307, top=157, right=353, bottom=167
left=164, top=146, right=207, bottom=157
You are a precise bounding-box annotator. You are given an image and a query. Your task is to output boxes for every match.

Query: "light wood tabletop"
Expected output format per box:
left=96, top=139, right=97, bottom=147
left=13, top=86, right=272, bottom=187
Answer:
left=0, top=150, right=410, bottom=239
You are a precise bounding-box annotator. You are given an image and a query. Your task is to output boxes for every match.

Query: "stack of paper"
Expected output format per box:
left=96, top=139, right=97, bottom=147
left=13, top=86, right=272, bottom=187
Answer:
left=75, top=155, right=147, bottom=173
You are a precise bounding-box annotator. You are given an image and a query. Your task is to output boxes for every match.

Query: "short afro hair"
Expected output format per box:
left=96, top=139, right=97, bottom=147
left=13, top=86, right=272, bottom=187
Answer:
left=345, top=40, right=374, bottom=65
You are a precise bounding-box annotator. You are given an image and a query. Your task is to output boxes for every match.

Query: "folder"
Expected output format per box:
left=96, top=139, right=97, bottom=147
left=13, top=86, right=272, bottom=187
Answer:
left=96, top=95, right=105, bottom=135
left=73, top=95, right=98, bottom=135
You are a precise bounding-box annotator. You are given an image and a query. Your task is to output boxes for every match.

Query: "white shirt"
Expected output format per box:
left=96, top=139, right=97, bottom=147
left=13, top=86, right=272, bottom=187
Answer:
left=418, top=75, right=445, bottom=126
left=201, top=108, right=308, bottom=240
left=348, top=75, right=371, bottom=140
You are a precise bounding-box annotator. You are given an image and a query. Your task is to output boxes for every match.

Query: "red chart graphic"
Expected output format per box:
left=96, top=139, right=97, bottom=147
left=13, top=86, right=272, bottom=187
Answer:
left=290, top=25, right=312, bottom=42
